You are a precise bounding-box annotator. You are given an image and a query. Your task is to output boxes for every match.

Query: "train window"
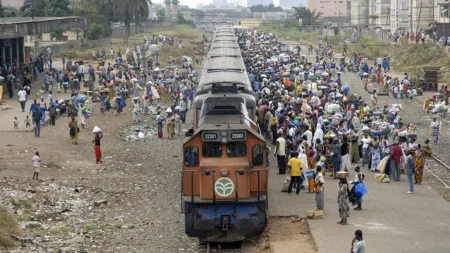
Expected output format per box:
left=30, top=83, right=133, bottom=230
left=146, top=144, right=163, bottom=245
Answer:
left=226, top=142, right=246, bottom=157
left=252, top=145, right=264, bottom=166
left=184, top=147, right=199, bottom=167
left=202, top=143, right=222, bottom=157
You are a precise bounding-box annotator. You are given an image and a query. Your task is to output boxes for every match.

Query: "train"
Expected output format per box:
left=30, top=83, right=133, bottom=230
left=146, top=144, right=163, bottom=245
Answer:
left=182, top=25, right=268, bottom=243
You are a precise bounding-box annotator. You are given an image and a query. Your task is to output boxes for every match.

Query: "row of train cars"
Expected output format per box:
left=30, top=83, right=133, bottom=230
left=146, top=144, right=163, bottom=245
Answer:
left=182, top=25, right=269, bottom=243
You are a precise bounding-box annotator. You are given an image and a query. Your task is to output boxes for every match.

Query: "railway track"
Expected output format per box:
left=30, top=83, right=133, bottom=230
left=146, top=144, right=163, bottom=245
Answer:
left=427, top=155, right=450, bottom=189
left=198, top=242, right=243, bottom=253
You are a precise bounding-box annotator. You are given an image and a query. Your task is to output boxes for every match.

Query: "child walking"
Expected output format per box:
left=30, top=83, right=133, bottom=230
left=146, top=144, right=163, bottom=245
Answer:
left=14, top=117, right=19, bottom=129
left=25, top=116, right=31, bottom=128
left=32, top=152, right=41, bottom=180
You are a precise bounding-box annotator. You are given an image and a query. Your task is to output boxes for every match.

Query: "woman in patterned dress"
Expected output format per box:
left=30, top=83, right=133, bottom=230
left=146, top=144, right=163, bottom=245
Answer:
left=370, top=136, right=381, bottom=172
left=337, top=178, right=350, bottom=225
left=414, top=145, right=425, bottom=184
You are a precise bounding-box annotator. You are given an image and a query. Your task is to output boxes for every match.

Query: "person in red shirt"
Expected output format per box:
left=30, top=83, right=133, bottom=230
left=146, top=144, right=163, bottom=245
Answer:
left=390, top=142, right=403, bottom=181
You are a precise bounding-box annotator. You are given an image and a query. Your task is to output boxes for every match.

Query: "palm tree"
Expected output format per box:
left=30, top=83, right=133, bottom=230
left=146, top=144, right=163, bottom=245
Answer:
left=293, top=6, right=322, bottom=28
left=20, top=0, right=46, bottom=17
left=106, top=0, right=150, bottom=43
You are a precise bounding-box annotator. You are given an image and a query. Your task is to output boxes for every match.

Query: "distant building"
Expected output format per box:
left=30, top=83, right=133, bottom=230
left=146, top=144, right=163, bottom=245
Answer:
left=308, top=0, right=349, bottom=23
left=351, top=0, right=369, bottom=26
left=279, top=0, right=307, bottom=9
left=367, top=0, right=390, bottom=27
left=247, top=0, right=273, bottom=7
left=214, top=0, right=227, bottom=8
left=254, top=11, right=288, bottom=21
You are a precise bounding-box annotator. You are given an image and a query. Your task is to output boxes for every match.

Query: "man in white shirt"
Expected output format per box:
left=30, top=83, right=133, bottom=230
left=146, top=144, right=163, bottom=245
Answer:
left=274, top=135, right=286, bottom=175
left=18, top=88, right=27, bottom=112
left=352, top=229, right=366, bottom=253
left=303, top=126, right=313, bottom=147
left=78, top=64, right=85, bottom=84
left=110, top=48, right=114, bottom=59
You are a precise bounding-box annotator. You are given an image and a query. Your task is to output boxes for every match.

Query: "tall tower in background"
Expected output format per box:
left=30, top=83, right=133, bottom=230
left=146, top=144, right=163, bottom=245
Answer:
left=172, top=0, right=179, bottom=17
left=165, top=0, right=172, bottom=18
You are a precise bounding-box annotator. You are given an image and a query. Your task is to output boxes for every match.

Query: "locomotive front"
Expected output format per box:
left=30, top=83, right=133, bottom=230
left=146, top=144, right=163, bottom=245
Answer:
left=182, top=97, right=268, bottom=242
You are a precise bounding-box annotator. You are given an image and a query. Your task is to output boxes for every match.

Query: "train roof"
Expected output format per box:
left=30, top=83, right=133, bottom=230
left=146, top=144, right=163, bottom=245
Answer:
left=212, top=38, right=237, bottom=43
left=207, top=47, right=242, bottom=58
left=203, top=57, right=246, bottom=72
left=197, top=72, right=252, bottom=91
left=210, top=42, right=239, bottom=49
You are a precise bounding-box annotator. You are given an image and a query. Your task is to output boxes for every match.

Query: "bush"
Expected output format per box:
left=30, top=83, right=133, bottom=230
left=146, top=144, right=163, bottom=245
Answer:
left=0, top=206, right=21, bottom=248
left=85, top=24, right=105, bottom=40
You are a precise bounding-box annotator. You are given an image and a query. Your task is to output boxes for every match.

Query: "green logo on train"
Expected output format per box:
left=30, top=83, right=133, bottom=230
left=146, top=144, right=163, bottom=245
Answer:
left=215, top=178, right=234, bottom=197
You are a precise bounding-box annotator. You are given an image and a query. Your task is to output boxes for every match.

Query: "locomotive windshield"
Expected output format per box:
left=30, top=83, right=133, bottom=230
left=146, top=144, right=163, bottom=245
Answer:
left=200, top=97, right=248, bottom=117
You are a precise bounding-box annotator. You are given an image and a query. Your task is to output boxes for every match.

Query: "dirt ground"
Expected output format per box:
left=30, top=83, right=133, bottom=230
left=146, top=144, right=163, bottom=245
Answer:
left=0, top=104, right=198, bottom=252
left=242, top=216, right=316, bottom=253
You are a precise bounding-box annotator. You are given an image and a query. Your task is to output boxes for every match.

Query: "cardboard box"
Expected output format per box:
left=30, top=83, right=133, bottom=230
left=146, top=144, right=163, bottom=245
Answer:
left=306, top=210, right=324, bottom=219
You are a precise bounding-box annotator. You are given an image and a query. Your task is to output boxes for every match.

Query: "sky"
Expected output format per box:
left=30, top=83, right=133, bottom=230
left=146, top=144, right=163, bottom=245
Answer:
left=152, top=0, right=281, bottom=8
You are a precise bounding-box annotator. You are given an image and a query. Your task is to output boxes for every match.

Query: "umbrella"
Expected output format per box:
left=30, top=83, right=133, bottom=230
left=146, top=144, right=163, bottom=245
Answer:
left=131, top=78, right=138, bottom=82
left=166, top=107, right=172, bottom=113
left=261, top=74, right=267, bottom=78
left=174, top=106, right=181, bottom=110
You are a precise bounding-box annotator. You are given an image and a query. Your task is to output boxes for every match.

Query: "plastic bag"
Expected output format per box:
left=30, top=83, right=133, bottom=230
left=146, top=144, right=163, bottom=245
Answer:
left=354, top=181, right=368, bottom=197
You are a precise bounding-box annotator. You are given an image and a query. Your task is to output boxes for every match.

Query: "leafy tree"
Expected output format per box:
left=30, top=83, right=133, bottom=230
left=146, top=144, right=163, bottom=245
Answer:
left=20, top=0, right=46, bottom=17
left=250, top=4, right=265, bottom=13
left=250, top=4, right=282, bottom=13
left=293, top=6, right=322, bottom=27
left=72, top=0, right=114, bottom=40
left=44, top=0, right=71, bottom=16
left=106, top=0, right=150, bottom=43
left=157, top=9, right=165, bottom=22
left=0, top=3, right=5, bottom=17
left=191, top=9, right=205, bottom=20
left=85, top=24, right=105, bottom=40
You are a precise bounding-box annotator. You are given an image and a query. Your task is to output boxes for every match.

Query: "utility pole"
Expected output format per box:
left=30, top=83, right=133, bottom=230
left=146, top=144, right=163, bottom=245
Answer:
left=416, top=2, right=422, bottom=35
left=409, top=0, right=413, bottom=35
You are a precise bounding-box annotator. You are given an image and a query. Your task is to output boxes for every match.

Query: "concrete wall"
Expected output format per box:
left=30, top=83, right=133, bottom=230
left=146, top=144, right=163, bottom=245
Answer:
left=361, top=28, right=391, bottom=44
left=0, top=17, right=85, bottom=39
left=308, top=0, right=348, bottom=17
left=32, top=38, right=111, bottom=56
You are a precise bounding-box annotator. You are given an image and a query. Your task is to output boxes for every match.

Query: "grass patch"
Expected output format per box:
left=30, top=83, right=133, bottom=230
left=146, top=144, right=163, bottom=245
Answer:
left=46, top=161, right=62, bottom=169
left=348, top=36, right=385, bottom=60
left=0, top=206, right=22, bottom=248
left=10, top=198, right=35, bottom=222
left=390, top=44, right=450, bottom=77
left=54, top=25, right=205, bottom=67
left=30, top=227, right=74, bottom=237
left=83, top=224, right=111, bottom=231
left=10, top=198, right=33, bottom=210
left=129, top=25, right=204, bottom=42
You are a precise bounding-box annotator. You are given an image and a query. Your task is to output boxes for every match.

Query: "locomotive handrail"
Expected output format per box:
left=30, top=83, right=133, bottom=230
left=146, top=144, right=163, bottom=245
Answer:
left=212, top=171, right=216, bottom=203
left=191, top=171, right=195, bottom=203
left=257, top=170, right=260, bottom=202
left=235, top=171, right=239, bottom=202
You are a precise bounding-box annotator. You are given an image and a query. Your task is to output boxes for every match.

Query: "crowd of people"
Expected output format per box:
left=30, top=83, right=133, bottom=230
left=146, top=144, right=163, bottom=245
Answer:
left=232, top=29, right=441, bottom=235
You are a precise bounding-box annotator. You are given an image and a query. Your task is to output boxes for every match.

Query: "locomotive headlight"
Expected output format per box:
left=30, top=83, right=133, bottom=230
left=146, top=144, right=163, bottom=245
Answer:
left=221, top=138, right=227, bottom=143
left=238, top=169, right=245, bottom=175
left=205, top=170, right=211, bottom=176
left=221, top=169, right=229, bottom=176
left=220, top=131, right=227, bottom=137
